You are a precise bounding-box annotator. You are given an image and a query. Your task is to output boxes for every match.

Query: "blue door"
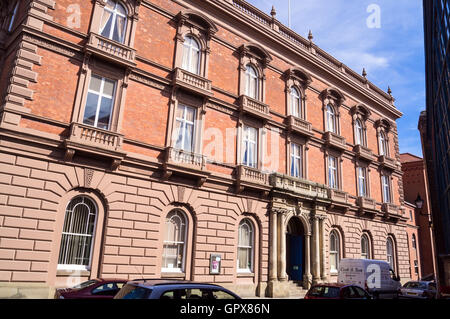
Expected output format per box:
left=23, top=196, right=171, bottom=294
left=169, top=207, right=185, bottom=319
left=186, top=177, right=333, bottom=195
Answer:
left=288, top=234, right=304, bottom=281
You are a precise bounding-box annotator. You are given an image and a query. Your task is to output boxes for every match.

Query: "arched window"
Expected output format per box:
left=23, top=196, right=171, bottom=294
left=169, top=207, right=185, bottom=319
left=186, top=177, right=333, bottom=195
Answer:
left=290, top=87, right=302, bottom=118
left=245, top=65, right=259, bottom=100
left=58, top=196, right=98, bottom=269
left=361, top=234, right=370, bottom=259
left=237, top=219, right=254, bottom=272
left=386, top=237, right=395, bottom=270
left=182, top=35, right=201, bottom=74
left=326, top=105, right=336, bottom=133
left=99, top=0, right=128, bottom=43
left=329, top=230, right=340, bottom=273
left=162, top=210, right=187, bottom=272
left=355, top=119, right=364, bottom=146
left=379, top=131, right=388, bottom=156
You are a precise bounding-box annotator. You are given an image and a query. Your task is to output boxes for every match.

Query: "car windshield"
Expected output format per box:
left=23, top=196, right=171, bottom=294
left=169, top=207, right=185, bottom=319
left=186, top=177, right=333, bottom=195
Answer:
left=71, top=280, right=98, bottom=289
left=114, top=284, right=152, bottom=299
left=308, top=286, right=341, bottom=298
left=404, top=282, right=428, bottom=289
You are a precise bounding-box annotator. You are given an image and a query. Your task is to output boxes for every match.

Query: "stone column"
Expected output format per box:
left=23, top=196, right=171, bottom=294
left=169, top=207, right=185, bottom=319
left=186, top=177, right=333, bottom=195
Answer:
left=303, top=233, right=312, bottom=289
left=319, top=216, right=328, bottom=282
left=269, top=209, right=278, bottom=281
left=311, top=215, right=321, bottom=284
left=278, top=212, right=287, bottom=281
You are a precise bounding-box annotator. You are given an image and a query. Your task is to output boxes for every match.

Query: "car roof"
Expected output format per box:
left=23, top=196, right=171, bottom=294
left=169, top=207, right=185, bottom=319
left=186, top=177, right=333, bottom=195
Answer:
left=128, top=279, right=228, bottom=289
left=96, top=278, right=128, bottom=283
left=311, top=282, right=359, bottom=288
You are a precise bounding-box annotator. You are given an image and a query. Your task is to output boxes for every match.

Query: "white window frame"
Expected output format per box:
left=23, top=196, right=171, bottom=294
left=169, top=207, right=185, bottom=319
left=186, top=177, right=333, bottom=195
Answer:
left=162, top=210, right=188, bottom=273
left=329, top=230, right=340, bottom=274
left=387, top=237, right=395, bottom=270
left=326, top=105, right=336, bottom=133
left=290, top=143, right=302, bottom=178
left=182, top=35, right=201, bottom=75
left=57, top=196, right=98, bottom=271
left=237, top=219, right=254, bottom=273
left=290, top=86, right=301, bottom=118
left=382, top=174, right=391, bottom=203
left=245, top=65, right=259, bottom=100
left=175, top=104, right=196, bottom=152
left=358, top=167, right=367, bottom=197
left=328, top=155, right=338, bottom=189
left=361, top=234, right=370, bottom=259
left=242, top=125, right=258, bottom=168
left=379, top=131, right=388, bottom=156
left=99, top=0, right=128, bottom=44
left=8, top=1, right=20, bottom=32
left=83, top=75, right=117, bottom=130
left=355, top=118, right=364, bottom=146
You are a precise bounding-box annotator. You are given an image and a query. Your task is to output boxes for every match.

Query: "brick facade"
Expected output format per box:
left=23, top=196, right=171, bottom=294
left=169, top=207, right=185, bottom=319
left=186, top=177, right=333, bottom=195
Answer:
left=0, top=0, right=412, bottom=298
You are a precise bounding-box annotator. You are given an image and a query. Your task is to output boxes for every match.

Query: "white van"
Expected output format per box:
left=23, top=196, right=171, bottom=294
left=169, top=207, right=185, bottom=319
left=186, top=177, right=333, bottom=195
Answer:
left=337, top=259, right=402, bottom=299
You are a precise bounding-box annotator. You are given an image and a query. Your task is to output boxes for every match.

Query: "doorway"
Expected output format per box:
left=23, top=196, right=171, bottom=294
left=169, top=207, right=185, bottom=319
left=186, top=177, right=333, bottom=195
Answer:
left=286, top=217, right=305, bottom=282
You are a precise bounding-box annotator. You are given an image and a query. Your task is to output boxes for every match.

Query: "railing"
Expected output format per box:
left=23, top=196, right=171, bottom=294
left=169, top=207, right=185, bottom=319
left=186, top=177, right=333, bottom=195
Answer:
left=68, top=123, right=123, bottom=151
left=287, top=115, right=313, bottom=136
left=85, top=32, right=136, bottom=66
left=173, top=68, right=212, bottom=95
left=354, top=144, right=374, bottom=161
left=378, top=155, right=397, bottom=169
left=269, top=173, right=328, bottom=199
left=357, top=196, right=377, bottom=211
left=165, top=147, right=206, bottom=170
left=237, top=165, right=269, bottom=186
left=230, top=0, right=394, bottom=104
left=323, top=131, right=347, bottom=150
left=328, top=189, right=349, bottom=204
left=239, top=95, right=271, bottom=120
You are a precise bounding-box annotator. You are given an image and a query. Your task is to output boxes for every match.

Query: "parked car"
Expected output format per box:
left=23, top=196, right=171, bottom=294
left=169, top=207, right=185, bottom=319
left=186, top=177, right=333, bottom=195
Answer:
left=337, top=259, right=401, bottom=299
left=399, top=281, right=437, bottom=299
left=114, top=279, right=241, bottom=299
left=304, top=283, right=372, bottom=300
left=54, top=278, right=128, bottom=299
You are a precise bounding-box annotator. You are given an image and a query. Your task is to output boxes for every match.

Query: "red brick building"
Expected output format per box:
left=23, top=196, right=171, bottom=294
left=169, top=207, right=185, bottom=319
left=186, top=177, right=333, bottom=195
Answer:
left=400, top=153, right=436, bottom=279
left=0, top=0, right=412, bottom=298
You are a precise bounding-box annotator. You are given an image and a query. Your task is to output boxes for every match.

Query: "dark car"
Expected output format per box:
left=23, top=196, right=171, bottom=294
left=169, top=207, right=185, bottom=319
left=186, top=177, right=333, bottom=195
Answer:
left=399, top=281, right=437, bottom=299
left=114, top=279, right=241, bottom=299
left=304, top=283, right=372, bottom=300
left=54, top=278, right=128, bottom=299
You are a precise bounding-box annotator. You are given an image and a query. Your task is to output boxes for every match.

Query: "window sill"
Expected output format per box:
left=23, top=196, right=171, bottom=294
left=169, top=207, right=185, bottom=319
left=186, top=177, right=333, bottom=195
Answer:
left=237, top=272, right=255, bottom=278
left=56, top=269, right=91, bottom=277
left=161, top=272, right=186, bottom=279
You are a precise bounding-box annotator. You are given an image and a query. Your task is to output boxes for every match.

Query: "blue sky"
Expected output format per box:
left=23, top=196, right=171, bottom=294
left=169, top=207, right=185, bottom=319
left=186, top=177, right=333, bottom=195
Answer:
left=246, top=0, right=425, bottom=157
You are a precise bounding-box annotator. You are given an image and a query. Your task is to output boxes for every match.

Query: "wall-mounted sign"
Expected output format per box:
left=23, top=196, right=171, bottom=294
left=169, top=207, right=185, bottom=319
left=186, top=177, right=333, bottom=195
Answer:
left=209, top=254, right=221, bottom=275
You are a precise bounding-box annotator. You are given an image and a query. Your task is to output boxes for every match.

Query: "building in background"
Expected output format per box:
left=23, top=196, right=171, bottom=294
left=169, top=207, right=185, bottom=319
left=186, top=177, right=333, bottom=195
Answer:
left=400, top=153, right=435, bottom=279
left=404, top=201, right=421, bottom=281
left=0, top=0, right=410, bottom=298
left=421, top=0, right=450, bottom=297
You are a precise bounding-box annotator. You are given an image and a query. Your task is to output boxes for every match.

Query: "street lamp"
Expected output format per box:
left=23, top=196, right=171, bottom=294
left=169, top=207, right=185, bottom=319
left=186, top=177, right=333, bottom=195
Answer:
left=415, top=194, right=424, bottom=210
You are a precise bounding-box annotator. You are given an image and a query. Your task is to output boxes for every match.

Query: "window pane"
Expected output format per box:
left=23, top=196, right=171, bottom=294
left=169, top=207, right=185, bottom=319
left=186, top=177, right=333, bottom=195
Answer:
left=113, top=14, right=126, bottom=43
left=97, top=97, right=113, bottom=130
left=103, top=78, right=115, bottom=96
left=83, top=93, right=99, bottom=126
left=184, top=123, right=194, bottom=152
left=89, top=75, right=102, bottom=92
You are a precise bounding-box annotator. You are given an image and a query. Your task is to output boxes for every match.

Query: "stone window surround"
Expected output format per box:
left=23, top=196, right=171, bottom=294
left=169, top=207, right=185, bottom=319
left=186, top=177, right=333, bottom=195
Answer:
left=286, top=134, right=308, bottom=179
left=48, top=189, right=106, bottom=283
left=386, top=234, right=398, bottom=273
left=283, top=67, right=312, bottom=120
left=329, top=228, right=343, bottom=275
left=173, top=10, right=218, bottom=79
left=90, top=0, right=140, bottom=48
left=158, top=205, right=195, bottom=279
left=236, top=214, right=260, bottom=278
left=237, top=43, right=272, bottom=102
left=166, top=89, right=206, bottom=155
left=320, top=87, right=346, bottom=136
left=375, top=119, right=392, bottom=157
left=324, top=149, right=343, bottom=190
left=71, top=55, right=129, bottom=133
left=236, top=117, right=266, bottom=170
left=361, top=231, right=373, bottom=259
left=350, top=104, right=372, bottom=147
left=355, top=161, right=371, bottom=198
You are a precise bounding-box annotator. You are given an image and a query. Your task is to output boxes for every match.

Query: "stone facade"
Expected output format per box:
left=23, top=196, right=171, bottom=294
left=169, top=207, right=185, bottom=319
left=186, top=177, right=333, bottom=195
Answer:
left=0, top=0, right=411, bottom=298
